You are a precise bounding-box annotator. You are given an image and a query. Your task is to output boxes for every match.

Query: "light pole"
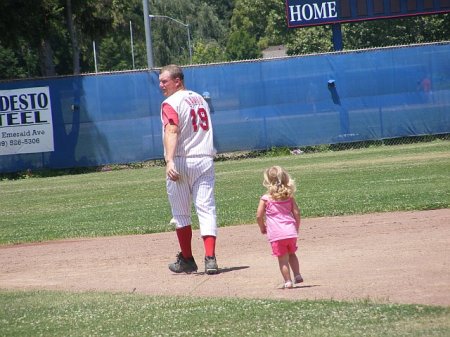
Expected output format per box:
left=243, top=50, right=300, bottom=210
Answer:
left=142, top=0, right=154, bottom=68
left=149, top=14, right=192, bottom=64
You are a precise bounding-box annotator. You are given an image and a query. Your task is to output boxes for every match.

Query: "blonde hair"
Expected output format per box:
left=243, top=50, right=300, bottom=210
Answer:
left=263, top=166, right=296, bottom=201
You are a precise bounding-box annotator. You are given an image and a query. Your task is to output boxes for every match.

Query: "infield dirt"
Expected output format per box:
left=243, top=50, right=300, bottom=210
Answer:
left=0, top=209, right=449, bottom=306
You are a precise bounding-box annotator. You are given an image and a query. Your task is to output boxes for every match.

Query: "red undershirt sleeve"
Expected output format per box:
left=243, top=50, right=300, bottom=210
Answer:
left=162, top=103, right=179, bottom=127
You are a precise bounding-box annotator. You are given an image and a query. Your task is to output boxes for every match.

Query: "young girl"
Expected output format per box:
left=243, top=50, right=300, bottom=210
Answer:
left=256, top=166, right=303, bottom=289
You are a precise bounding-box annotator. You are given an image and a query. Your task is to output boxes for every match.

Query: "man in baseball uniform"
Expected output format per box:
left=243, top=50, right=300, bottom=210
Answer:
left=159, top=64, right=218, bottom=275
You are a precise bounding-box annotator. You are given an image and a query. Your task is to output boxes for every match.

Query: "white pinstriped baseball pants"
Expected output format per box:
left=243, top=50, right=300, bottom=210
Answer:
left=166, top=156, right=217, bottom=237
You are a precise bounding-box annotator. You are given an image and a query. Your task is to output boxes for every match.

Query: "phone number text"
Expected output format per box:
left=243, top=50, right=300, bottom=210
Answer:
left=0, top=138, right=41, bottom=147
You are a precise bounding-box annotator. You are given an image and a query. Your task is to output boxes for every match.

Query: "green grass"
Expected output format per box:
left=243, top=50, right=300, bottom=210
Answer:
left=1, top=290, right=449, bottom=337
left=0, top=140, right=449, bottom=245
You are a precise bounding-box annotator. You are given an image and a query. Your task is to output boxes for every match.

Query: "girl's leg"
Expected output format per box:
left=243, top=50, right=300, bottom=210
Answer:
left=289, top=253, right=303, bottom=283
left=278, top=254, right=292, bottom=287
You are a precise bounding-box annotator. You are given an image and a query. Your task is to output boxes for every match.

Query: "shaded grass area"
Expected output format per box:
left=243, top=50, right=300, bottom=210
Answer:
left=1, top=290, right=449, bottom=337
left=0, top=140, right=449, bottom=245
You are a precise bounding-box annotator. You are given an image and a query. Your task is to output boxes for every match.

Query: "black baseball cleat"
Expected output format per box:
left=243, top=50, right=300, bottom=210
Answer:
left=204, top=256, right=219, bottom=275
left=168, top=252, right=198, bottom=273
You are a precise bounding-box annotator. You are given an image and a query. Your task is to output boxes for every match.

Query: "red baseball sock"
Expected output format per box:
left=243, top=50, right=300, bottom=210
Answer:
left=176, top=226, right=193, bottom=259
left=203, top=235, right=216, bottom=257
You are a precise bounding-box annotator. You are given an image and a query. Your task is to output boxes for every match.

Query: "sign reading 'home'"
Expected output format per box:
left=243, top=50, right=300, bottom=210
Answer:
left=286, top=0, right=450, bottom=28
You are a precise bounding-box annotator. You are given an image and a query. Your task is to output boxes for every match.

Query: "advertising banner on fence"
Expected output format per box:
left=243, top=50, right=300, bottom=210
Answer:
left=286, top=0, right=450, bottom=28
left=0, top=86, right=54, bottom=156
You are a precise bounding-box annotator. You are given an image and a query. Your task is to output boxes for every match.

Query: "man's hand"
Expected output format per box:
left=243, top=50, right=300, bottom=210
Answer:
left=166, top=160, right=180, bottom=181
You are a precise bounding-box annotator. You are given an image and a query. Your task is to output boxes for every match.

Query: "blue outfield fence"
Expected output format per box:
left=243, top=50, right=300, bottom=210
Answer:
left=0, top=42, right=449, bottom=173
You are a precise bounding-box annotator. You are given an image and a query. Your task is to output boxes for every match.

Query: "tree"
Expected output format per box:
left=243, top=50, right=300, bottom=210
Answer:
left=0, top=0, right=231, bottom=77
left=226, top=29, right=261, bottom=60
left=286, top=26, right=333, bottom=55
left=0, top=44, right=26, bottom=79
left=1, top=0, right=448, bottom=80
left=342, top=14, right=450, bottom=50
left=149, top=0, right=228, bottom=67
left=193, top=40, right=227, bottom=64
left=230, top=0, right=282, bottom=41
left=229, top=0, right=450, bottom=56
left=202, top=0, right=234, bottom=23
left=98, top=36, right=132, bottom=71
left=0, top=0, right=68, bottom=77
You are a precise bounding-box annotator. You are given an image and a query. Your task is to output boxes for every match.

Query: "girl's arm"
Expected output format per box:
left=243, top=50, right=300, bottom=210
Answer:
left=292, top=198, right=301, bottom=230
left=256, top=199, right=267, bottom=234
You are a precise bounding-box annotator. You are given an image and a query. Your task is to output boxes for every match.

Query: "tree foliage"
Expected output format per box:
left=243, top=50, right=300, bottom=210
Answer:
left=0, top=0, right=448, bottom=80
left=286, top=26, right=334, bottom=55
left=342, top=15, right=450, bottom=49
left=226, top=29, right=261, bottom=61
left=0, top=44, right=25, bottom=79
left=192, top=41, right=227, bottom=64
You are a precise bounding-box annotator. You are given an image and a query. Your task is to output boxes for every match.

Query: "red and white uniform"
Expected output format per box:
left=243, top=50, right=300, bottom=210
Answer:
left=161, top=90, right=217, bottom=236
left=162, top=90, right=216, bottom=157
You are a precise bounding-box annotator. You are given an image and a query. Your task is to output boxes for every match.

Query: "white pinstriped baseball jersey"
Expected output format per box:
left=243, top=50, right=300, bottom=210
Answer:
left=161, top=90, right=216, bottom=157
left=161, top=89, right=217, bottom=235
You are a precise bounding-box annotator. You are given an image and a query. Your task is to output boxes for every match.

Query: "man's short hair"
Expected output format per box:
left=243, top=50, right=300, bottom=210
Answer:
left=160, top=64, right=184, bottom=81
